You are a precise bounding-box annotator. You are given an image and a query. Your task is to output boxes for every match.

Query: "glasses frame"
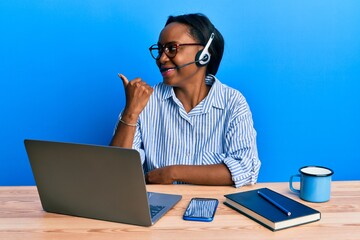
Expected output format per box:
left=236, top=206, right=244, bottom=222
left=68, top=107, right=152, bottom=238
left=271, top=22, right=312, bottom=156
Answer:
left=149, top=42, right=203, bottom=60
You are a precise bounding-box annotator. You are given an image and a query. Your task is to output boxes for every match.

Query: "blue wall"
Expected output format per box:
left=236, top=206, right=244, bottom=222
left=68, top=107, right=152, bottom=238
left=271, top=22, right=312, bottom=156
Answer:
left=1, top=0, right=359, bottom=186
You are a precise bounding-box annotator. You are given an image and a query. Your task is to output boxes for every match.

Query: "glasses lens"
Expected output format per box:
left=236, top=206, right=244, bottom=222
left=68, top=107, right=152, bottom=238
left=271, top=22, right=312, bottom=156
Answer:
left=165, top=43, right=177, bottom=58
left=149, top=43, right=179, bottom=60
left=149, top=44, right=160, bottom=60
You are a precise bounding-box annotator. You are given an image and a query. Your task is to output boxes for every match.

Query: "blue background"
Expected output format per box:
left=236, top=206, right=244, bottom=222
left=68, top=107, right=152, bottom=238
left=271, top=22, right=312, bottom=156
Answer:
left=1, top=0, right=359, bottom=186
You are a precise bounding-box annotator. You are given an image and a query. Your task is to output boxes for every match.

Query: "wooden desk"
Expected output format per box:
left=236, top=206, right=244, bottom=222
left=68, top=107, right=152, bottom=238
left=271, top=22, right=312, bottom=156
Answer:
left=0, top=181, right=359, bottom=240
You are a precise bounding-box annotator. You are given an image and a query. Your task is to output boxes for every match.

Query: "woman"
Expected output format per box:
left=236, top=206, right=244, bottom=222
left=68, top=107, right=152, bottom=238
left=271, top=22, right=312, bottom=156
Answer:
left=111, top=13, right=261, bottom=188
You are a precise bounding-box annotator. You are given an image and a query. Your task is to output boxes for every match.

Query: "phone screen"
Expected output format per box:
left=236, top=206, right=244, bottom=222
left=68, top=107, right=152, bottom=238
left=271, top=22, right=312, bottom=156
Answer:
left=183, top=198, right=219, bottom=222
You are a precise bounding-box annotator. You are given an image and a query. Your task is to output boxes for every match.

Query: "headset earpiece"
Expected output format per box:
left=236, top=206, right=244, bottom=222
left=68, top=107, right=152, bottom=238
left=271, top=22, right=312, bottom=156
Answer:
left=195, top=33, right=215, bottom=67
left=195, top=51, right=209, bottom=66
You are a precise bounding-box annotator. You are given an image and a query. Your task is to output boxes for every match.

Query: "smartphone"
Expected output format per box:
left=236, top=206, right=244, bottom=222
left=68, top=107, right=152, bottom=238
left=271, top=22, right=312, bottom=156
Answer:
left=183, top=198, right=219, bottom=222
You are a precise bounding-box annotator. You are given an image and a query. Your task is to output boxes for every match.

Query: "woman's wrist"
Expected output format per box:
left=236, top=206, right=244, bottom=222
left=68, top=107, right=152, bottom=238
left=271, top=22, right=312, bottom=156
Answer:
left=119, top=111, right=139, bottom=127
left=121, top=110, right=139, bottom=122
left=119, top=119, right=137, bottom=127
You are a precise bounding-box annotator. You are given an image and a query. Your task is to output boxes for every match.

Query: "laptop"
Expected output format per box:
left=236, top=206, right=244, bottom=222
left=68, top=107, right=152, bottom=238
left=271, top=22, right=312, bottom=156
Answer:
left=24, top=139, right=182, bottom=226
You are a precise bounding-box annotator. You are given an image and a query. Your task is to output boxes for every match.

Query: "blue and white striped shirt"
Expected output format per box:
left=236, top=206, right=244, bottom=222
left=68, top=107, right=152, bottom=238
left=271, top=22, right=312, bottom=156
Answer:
left=117, top=75, right=261, bottom=188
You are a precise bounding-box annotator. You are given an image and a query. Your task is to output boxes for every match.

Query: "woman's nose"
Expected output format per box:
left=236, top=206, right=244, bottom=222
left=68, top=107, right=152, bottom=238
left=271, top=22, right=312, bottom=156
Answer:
left=157, top=51, right=170, bottom=64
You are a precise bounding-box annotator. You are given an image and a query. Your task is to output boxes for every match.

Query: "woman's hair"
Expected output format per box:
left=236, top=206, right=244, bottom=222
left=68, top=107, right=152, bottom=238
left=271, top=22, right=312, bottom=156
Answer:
left=165, top=13, right=224, bottom=76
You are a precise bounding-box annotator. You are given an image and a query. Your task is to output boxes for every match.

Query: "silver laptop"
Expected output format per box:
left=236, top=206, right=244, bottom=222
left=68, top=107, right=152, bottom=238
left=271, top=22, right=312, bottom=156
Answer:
left=24, top=139, right=182, bottom=226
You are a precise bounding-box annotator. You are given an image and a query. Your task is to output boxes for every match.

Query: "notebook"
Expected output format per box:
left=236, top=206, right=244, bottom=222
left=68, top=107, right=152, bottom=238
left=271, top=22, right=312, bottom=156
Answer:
left=24, top=139, right=182, bottom=226
left=224, top=188, right=321, bottom=231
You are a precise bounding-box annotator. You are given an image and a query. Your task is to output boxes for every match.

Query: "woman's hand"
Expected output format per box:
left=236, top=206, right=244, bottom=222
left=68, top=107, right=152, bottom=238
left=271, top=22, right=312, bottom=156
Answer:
left=118, top=74, right=153, bottom=122
left=146, top=166, right=176, bottom=184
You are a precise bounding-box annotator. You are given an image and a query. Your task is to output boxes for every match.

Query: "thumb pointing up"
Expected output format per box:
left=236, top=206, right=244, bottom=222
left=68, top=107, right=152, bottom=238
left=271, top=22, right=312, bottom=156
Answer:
left=118, top=73, right=129, bottom=88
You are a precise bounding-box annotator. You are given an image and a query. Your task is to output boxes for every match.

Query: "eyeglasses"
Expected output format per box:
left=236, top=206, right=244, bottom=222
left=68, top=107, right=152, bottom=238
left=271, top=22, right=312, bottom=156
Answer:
left=149, top=42, right=203, bottom=60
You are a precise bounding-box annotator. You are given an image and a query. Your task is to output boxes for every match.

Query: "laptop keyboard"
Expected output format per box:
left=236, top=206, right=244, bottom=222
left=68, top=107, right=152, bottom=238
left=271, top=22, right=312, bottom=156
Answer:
left=150, top=205, right=165, bottom=218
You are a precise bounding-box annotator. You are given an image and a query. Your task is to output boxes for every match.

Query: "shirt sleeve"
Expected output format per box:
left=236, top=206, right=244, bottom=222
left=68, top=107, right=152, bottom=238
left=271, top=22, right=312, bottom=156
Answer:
left=114, top=113, right=146, bottom=165
left=132, top=122, right=146, bottom=165
left=222, top=99, right=261, bottom=188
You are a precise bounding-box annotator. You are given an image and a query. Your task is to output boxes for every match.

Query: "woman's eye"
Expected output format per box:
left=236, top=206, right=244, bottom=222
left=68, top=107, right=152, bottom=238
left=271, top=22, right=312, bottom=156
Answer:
left=168, top=45, right=177, bottom=53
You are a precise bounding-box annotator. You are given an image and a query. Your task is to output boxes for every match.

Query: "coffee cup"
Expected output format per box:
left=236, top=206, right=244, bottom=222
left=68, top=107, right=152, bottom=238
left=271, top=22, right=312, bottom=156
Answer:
left=289, top=166, right=334, bottom=203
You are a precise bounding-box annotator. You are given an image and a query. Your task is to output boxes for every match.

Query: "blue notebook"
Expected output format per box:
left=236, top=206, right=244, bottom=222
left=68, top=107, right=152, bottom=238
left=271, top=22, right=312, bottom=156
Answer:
left=224, top=188, right=321, bottom=231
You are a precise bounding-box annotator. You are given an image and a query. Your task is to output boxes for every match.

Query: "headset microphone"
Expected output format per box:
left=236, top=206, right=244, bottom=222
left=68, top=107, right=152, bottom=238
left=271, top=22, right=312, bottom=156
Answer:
left=174, top=58, right=201, bottom=70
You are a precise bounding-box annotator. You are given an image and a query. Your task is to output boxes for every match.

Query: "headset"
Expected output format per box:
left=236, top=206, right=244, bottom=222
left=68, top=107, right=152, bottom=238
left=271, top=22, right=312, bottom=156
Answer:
left=175, top=32, right=215, bottom=70
left=195, top=32, right=215, bottom=67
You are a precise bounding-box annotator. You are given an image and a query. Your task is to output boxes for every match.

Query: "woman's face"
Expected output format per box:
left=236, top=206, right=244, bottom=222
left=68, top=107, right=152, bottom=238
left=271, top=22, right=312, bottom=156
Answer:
left=156, top=22, right=205, bottom=87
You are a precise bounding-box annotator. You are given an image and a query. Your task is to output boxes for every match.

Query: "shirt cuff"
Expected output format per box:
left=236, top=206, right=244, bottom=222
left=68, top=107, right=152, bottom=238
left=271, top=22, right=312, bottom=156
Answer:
left=223, top=157, right=261, bottom=188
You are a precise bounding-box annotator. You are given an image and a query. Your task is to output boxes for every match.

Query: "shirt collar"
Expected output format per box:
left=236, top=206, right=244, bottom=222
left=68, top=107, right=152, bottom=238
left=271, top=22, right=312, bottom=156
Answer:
left=160, top=74, right=225, bottom=112
left=160, top=84, right=173, bottom=100
left=203, top=74, right=225, bottom=112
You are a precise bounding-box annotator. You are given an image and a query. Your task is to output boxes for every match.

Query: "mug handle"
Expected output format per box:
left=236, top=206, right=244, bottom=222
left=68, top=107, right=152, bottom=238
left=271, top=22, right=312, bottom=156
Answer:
left=289, top=174, right=301, bottom=194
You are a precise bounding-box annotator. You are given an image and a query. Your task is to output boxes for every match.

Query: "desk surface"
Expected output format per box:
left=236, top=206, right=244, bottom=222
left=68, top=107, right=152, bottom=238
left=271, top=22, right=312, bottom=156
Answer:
left=0, top=181, right=359, bottom=240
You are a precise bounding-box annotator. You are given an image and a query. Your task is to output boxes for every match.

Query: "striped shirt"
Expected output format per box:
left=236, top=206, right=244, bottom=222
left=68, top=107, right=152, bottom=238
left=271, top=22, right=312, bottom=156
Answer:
left=116, top=74, right=261, bottom=188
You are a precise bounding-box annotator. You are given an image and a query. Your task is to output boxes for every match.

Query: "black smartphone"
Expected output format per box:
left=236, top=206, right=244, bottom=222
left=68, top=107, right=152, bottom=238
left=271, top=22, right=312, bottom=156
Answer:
left=183, top=197, right=219, bottom=222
